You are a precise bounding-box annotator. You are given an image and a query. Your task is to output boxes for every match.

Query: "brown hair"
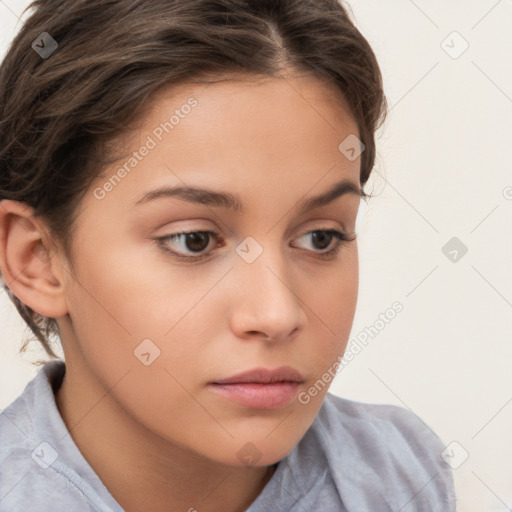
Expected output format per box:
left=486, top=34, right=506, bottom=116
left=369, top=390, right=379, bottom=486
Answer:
left=0, top=0, right=388, bottom=361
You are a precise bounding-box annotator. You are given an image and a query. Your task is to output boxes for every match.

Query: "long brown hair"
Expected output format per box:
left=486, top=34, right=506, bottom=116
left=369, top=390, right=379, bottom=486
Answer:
left=0, top=0, right=388, bottom=360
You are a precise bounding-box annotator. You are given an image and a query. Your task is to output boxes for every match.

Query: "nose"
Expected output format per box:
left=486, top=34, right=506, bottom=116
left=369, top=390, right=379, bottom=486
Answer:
left=228, top=245, right=308, bottom=343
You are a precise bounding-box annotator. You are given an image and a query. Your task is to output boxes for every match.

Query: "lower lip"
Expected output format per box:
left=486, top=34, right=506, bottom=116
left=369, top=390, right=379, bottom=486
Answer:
left=209, top=382, right=301, bottom=409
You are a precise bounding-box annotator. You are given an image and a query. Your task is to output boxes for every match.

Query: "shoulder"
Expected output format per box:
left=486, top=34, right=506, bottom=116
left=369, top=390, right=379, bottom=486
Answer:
left=0, top=447, right=92, bottom=512
left=0, top=363, right=94, bottom=511
left=0, top=375, right=36, bottom=470
left=311, top=392, right=457, bottom=511
left=321, top=392, right=446, bottom=448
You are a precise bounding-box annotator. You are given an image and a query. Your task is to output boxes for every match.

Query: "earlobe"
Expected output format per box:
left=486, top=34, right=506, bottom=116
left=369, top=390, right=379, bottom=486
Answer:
left=0, top=199, right=69, bottom=319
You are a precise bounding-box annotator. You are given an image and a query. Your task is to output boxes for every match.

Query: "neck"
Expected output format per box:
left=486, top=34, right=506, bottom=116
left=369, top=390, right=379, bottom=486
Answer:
left=54, top=360, right=278, bottom=512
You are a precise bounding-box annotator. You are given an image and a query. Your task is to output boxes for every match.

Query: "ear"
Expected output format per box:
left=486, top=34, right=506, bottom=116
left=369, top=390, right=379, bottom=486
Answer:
left=0, top=199, right=69, bottom=319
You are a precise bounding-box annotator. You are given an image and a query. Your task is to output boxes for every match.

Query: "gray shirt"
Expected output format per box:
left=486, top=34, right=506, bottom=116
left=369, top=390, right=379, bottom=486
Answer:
left=0, top=361, right=457, bottom=511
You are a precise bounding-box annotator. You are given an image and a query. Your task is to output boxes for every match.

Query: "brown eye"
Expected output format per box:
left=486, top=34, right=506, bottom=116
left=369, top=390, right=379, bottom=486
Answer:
left=292, top=229, right=356, bottom=261
left=310, top=230, right=334, bottom=250
left=181, top=232, right=210, bottom=252
left=157, top=231, right=219, bottom=260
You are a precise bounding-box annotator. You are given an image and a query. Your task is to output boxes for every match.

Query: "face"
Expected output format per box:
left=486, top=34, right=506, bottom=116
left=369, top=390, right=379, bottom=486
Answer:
left=56, top=72, right=362, bottom=467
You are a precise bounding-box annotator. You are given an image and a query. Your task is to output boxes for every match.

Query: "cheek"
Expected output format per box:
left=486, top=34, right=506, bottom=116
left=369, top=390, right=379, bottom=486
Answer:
left=62, top=259, right=213, bottom=444
left=307, top=251, right=359, bottom=361
left=313, top=245, right=359, bottom=319
left=67, top=240, right=189, bottom=336
left=64, top=244, right=221, bottom=385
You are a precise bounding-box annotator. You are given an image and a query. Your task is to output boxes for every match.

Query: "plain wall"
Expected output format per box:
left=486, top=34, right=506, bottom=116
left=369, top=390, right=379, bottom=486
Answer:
left=1, top=1, right=511, bottom=511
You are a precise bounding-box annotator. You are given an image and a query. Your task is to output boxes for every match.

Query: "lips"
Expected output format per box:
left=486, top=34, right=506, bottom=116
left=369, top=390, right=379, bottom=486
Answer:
left=209, top=366, right=305, bottom=409
left=211, top=366, right=305, bottom=385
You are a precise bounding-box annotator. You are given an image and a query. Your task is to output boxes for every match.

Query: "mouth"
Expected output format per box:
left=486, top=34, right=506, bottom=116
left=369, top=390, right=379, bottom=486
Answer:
left=209, top=366, right=304, bottom=409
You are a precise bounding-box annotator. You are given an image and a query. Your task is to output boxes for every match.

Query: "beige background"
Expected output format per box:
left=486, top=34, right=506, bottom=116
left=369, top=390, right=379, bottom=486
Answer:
left=1, top=1, right=511, bottom=511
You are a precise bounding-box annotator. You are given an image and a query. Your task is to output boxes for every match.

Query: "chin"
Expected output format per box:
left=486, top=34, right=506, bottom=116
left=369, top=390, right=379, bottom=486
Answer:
left=216, top=436, right=301, bottom=469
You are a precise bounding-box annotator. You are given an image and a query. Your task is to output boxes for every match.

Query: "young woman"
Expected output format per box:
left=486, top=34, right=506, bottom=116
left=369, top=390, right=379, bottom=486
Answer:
left=0, top=1, right=456, bottom=510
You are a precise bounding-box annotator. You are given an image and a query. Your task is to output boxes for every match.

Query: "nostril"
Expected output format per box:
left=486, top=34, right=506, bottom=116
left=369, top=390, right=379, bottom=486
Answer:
left=246, top=332, right=272, bottom=341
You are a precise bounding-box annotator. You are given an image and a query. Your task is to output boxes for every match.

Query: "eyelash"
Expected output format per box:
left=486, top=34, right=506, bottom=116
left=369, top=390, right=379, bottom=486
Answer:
left=154, top=228, right=356, bottom=262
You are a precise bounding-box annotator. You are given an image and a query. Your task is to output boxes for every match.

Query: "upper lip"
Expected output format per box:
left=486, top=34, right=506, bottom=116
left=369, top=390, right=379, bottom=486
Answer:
left=211, top=366, right=305, bottom=384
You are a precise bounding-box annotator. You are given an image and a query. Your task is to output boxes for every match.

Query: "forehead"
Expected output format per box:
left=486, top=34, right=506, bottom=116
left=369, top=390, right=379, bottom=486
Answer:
left=89, top=73, right=361, bottom=216
left=109, top=71, right=359, bottom=159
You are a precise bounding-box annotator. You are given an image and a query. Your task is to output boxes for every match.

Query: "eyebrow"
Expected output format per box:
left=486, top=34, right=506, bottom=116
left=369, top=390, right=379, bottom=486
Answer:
left=133, top=178, right=364, bottom=214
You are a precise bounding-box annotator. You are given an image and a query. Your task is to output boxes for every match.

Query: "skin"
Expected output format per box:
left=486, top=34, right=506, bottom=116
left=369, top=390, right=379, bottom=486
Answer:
left=0, top=71, right=363, bottom=512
